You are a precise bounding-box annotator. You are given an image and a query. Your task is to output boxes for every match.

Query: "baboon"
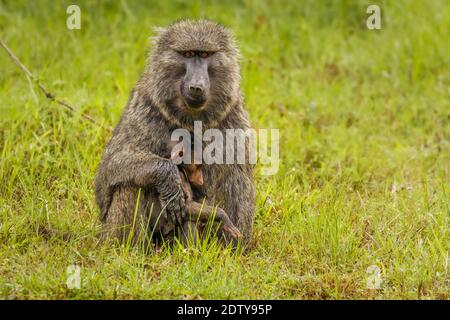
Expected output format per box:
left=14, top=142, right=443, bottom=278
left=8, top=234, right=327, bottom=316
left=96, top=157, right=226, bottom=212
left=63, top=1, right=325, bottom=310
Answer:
left=168, top=141, right=241, bottom=243
left=95, top=20, right=254, bottom=246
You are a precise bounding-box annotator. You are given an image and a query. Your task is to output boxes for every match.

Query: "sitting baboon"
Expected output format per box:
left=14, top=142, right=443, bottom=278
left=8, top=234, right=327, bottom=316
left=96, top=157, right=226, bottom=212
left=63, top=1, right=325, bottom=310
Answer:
left=95, top=20, right=254, bottom=246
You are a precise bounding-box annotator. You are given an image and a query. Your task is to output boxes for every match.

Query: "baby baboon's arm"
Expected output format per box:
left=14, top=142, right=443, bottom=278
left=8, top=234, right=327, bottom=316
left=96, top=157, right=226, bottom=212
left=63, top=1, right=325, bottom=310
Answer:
left=186, top=201, right=241, bottom=239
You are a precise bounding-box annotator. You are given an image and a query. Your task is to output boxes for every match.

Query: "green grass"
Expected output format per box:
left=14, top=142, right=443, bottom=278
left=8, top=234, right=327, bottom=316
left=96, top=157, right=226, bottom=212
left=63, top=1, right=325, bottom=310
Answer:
left=0, top=0, right=449, bottom=299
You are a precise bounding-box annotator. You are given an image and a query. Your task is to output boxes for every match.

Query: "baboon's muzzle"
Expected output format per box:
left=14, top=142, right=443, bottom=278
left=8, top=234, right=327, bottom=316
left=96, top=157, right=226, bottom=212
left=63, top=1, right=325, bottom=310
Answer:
left=181, top=58, right=210, bottom=109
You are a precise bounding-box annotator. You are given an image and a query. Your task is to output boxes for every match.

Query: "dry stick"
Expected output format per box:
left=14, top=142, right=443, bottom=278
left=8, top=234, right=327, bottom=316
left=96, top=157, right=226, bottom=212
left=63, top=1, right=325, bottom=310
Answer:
left=0, top=38, right=113, bottom=132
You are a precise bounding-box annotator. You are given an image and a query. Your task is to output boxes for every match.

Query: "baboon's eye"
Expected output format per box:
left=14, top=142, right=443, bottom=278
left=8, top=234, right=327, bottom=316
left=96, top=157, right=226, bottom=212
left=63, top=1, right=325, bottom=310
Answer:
left=181, top=51, right=195, bottom=58
left=199, top=51, right=210, bottom=58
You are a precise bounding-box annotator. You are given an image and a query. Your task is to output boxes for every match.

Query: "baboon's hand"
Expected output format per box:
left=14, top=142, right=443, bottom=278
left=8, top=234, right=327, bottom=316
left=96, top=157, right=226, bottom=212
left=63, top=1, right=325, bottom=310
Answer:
left=156, top=161, right=186, bottom=226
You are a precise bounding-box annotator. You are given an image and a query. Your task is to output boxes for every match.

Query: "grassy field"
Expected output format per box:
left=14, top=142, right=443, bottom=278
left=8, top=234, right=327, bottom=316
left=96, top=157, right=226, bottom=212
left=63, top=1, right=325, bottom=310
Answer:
left=0, top=0, right=449, bottom=299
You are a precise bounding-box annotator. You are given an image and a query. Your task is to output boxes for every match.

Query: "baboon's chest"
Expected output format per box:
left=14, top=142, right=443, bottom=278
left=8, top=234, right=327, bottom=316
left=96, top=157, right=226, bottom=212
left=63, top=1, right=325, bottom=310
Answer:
left=201, top=164, right=236, bottom=203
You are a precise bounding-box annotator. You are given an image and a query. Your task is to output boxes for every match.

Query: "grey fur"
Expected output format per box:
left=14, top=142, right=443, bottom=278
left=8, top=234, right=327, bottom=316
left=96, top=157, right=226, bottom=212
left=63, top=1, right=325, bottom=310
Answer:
left=94, top=19, right=255, bottom=246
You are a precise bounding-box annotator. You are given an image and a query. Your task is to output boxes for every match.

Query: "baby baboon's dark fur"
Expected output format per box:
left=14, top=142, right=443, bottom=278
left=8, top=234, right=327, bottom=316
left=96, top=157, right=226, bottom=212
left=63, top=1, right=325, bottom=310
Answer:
left=94, top=20, right=255, bottom=246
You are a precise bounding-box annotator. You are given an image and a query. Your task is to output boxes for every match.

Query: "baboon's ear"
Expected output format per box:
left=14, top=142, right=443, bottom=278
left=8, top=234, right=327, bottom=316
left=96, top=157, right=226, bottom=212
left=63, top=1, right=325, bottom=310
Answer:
left=150, top=26, right=167, bottom=46
left=170, top=143, right=184, bottom=161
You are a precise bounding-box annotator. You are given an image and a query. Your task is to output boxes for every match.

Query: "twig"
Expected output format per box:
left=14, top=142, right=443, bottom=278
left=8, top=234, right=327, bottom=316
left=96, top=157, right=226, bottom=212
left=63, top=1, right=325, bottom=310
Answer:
left=0, top=38, right=113, bottom=132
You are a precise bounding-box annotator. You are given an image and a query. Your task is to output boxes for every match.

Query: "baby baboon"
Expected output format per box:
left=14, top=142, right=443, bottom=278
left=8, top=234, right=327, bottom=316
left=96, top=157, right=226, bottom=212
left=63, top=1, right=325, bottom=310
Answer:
left=95, top=20, right=254, bottom=246
left=168, top=141, right=241, bottom=243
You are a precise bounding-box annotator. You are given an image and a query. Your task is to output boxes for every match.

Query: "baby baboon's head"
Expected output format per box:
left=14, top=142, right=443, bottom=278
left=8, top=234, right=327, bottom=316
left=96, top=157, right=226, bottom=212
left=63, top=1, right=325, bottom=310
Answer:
left=169, top=141, right=204, bottom=188
left=142, top=20, right=241, bottom=127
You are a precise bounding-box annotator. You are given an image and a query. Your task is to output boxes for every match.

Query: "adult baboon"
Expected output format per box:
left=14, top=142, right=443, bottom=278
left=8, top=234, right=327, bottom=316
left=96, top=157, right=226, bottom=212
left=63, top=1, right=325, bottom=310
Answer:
left=94, top=20, right=254, bottom=246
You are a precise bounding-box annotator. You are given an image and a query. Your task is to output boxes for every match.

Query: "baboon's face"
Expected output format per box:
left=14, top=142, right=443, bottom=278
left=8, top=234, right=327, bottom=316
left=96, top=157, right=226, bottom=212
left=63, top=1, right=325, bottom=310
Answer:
left=148, top=21, right=240, bottom=118
left=178, top=50, right=213, bottom=109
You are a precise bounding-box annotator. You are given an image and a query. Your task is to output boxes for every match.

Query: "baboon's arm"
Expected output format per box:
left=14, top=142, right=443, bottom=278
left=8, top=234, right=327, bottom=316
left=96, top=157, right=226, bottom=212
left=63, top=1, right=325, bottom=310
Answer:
left=186, top=201, right=241, bottom=239
left=106, top=147, right=177, bottom=190
left=96, top=144, right=185, bottom=225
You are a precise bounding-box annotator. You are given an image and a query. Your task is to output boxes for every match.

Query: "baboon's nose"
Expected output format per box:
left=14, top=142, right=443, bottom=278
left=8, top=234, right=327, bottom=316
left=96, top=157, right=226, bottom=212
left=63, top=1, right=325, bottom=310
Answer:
left=188, top=85, right=204, bottom=96
left=183, top=79, right=208, bottom=108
